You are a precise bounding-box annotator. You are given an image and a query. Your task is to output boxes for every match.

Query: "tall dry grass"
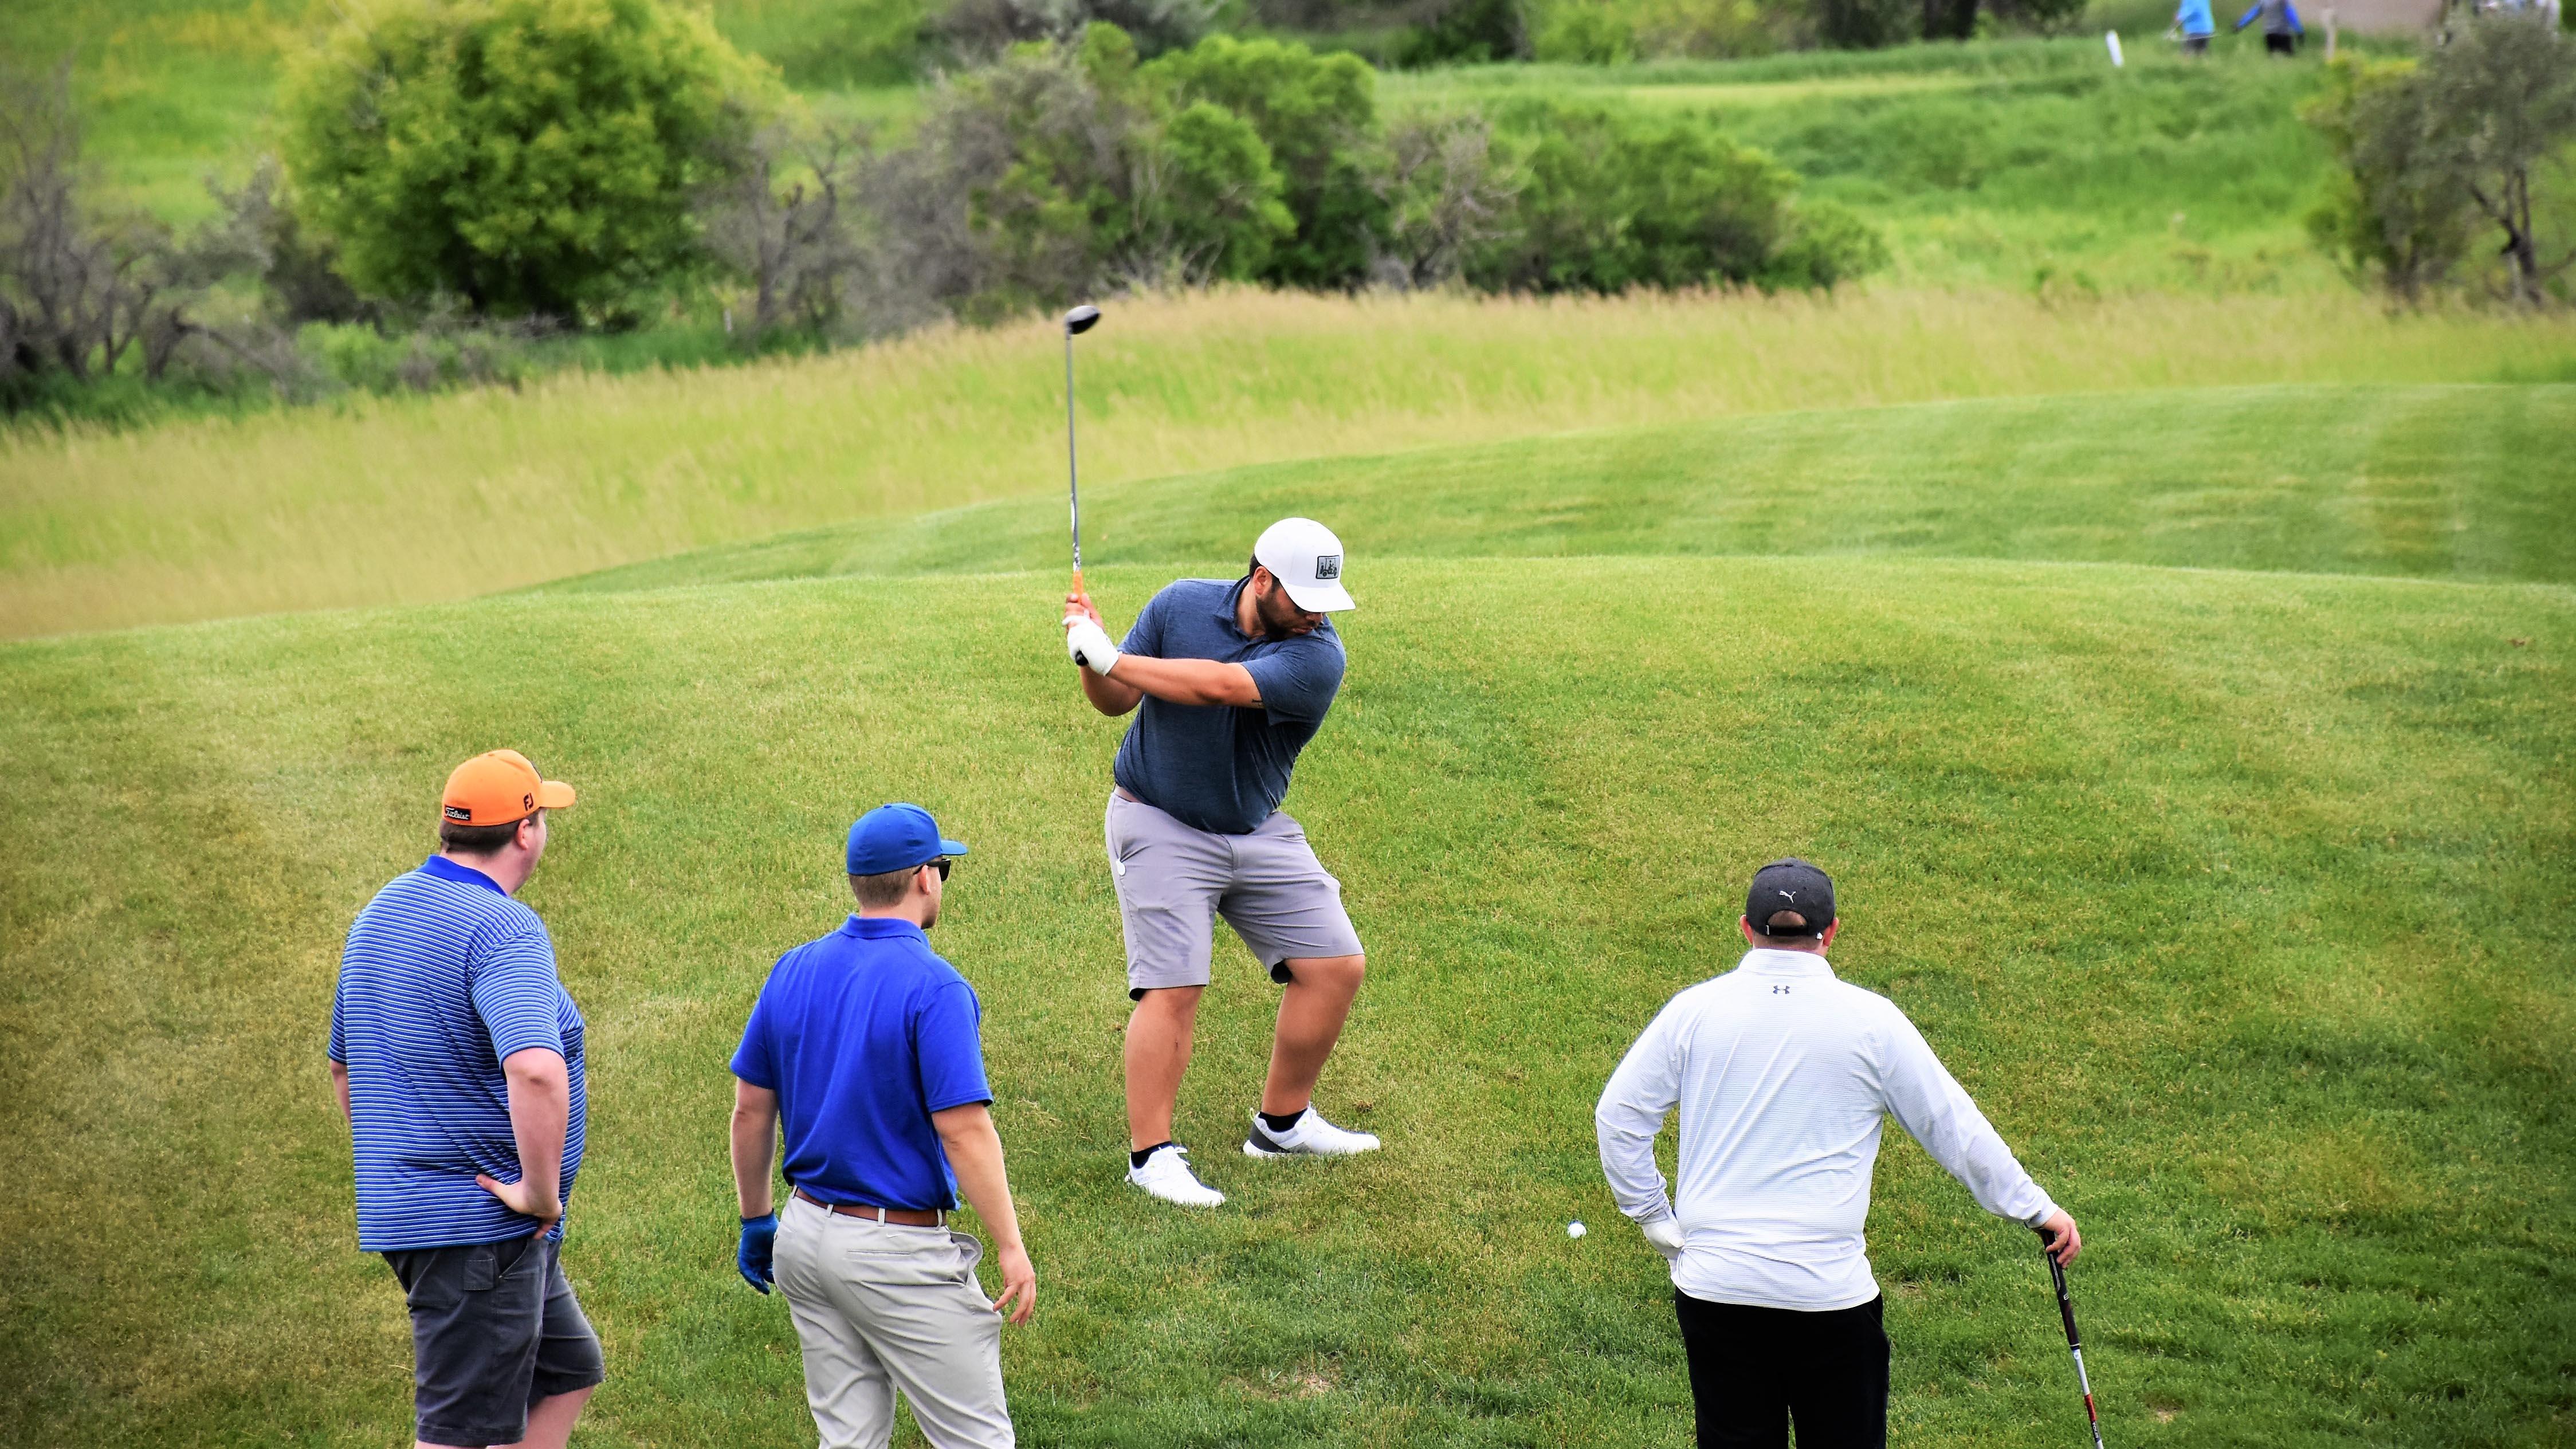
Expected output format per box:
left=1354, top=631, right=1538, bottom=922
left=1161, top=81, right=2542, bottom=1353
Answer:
left=6, top=285, right=2571, bottom=637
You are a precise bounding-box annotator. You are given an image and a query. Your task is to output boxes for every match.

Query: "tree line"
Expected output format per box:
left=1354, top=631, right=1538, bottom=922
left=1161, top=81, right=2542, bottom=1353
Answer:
left=0, top=0, right=1882, bottom=418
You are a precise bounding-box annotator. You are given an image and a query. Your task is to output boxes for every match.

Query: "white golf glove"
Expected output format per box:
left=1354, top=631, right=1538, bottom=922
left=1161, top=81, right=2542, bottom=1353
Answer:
left=1638, top=1216, right=1685, bottom=1263
left=1064, top=616, right=1120, bottom=677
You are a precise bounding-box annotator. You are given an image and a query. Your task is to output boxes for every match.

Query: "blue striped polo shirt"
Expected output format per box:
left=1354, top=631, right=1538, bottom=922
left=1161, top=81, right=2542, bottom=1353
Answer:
left=330, top=855, right=587, bottom=1252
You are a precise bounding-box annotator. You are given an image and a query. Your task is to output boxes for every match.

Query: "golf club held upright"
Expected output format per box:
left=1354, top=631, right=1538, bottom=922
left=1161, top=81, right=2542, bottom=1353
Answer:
left=1063, top=304, right=1101, bottom=596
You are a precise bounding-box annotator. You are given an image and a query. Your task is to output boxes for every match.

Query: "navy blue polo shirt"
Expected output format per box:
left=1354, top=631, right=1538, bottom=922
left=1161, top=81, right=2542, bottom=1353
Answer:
left=731, top=916, right=993, bottom=1211
left=1111, top=576, right=1346, bottom=835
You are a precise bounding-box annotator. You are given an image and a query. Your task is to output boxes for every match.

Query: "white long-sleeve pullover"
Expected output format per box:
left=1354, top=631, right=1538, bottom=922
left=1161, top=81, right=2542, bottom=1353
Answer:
left=1595, top=948, right=2057, bottom=1311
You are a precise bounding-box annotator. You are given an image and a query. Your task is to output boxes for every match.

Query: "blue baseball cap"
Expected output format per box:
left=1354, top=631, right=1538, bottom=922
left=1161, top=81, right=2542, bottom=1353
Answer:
left=845, top=803, right=969, bottom=877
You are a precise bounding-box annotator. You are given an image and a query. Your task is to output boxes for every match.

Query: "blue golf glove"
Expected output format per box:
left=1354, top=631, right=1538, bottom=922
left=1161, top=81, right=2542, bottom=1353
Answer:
left=738, top=1212, right=778, bottom=1293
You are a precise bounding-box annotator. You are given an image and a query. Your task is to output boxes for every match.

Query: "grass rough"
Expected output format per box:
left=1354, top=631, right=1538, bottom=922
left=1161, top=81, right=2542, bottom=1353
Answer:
left=552, top=382, right=2576, bottom=594
left=10, top=288, right=2576, bottom=638
left=1, top=556, right=2569, bottom=1446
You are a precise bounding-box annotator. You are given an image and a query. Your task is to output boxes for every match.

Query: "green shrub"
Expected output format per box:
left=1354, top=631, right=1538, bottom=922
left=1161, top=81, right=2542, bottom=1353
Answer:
left=846, top=26, right=1294, bottom=324
left=1470, top=103, right=1851, bottom=292
left=1148, top=101, right=1299, bottom=280
left=1144, top=35, right=1388, bottom=286
left=1762, top=198, right=1888, bottom=288
left=281, top=0, right=769, bottom=323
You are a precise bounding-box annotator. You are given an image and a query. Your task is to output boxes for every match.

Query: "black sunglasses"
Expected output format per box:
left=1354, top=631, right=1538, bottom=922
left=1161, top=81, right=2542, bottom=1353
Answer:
left=924, top=858, right=952, bottom=881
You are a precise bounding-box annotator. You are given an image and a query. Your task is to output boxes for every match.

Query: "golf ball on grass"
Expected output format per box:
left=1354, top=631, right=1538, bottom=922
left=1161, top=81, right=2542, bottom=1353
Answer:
left=1567, top=1220, right=1587, bottom=1239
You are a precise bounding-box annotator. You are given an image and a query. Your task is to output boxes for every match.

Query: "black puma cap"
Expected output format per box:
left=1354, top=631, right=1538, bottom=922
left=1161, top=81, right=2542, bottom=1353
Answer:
left=1745, top=858, right=1836, bottom=938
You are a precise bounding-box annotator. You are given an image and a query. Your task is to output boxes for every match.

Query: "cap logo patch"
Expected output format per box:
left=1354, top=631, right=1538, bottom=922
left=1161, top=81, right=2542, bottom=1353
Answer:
left=523, top=792, right=535, bottom=811
left=443, top=804, right=473, bottom=822
left=1314, top=553, right=1341, bottom=581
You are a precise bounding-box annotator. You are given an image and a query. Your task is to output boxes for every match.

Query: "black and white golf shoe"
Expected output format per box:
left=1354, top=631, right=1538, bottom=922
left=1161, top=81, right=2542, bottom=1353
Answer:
left=1127, top=1144, right=1226, bottom=1208
left=1242, top=1107, right=1381, bottom=1159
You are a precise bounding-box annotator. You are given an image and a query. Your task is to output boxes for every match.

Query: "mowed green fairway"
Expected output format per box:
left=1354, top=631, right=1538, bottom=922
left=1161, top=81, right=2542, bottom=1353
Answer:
left=3, top=552, right=2570, bottom=1446
left=559, top=384, right=2576, bottom=595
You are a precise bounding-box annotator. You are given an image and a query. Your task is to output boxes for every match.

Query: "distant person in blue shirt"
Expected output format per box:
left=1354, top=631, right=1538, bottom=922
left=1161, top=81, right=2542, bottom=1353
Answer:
left=2236, top=0, right=2303, bottom=53
left=329, top=749, right=602, bottom=1449
left=1061, top=517, right=1379, bottom=1211
left=2176, top=0, right=2215, bottom=52
left=729, top=803, right=1035, bottom=1449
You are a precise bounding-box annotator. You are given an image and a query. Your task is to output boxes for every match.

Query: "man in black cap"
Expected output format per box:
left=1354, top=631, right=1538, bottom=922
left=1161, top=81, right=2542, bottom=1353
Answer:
left=1594, top=858, right=2083, bottom=1448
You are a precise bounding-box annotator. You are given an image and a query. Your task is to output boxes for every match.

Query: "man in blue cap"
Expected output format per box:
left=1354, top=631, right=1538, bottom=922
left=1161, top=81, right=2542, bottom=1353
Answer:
left=728, top=804, right=1036, bottom=1449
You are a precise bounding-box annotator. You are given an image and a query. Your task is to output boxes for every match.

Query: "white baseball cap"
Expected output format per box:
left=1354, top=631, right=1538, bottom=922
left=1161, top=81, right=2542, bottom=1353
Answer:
left=1253, top=517, right=1354, bottom=612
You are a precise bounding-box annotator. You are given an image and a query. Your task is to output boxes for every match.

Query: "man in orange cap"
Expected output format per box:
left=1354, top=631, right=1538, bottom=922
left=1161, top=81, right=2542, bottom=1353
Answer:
left=329, top=750, right=600, bottom=1449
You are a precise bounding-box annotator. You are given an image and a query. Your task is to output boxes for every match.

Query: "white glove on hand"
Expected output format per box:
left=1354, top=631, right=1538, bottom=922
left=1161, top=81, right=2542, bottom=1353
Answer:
left=1064, top=616, right=1120, bottom=677
left=1639, top=1216, right=1685, bottom=1263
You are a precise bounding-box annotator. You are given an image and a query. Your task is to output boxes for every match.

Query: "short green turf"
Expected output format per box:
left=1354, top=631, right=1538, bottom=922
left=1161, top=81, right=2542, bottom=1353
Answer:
left=553, top=383, right=2576, bottom=595
left=2, top=556, right=2569, bottom=1447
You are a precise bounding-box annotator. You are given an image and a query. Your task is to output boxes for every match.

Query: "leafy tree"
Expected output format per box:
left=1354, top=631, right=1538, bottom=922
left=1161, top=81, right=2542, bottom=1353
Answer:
left=1377, top=111, right=1524, bottom=287
left=841, top=26, right=1290, bottom=327
left=1, top=64, right=288, bottom=406
left=1144, top=35, right=1387, bottom=287
left=281, top=0, right=767, bottom=322
left=2302, top=56, right=2474, bottom=303
left=2306, top=18, right=2576, bottom=305
left=2420, top=11, right=2576, bottom=306
left=1142, top=101, right=1298, bottom=280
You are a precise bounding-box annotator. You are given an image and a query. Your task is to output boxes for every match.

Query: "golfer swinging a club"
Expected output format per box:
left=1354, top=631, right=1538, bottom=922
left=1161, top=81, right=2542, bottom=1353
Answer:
left=1061, top=518, right=1374, bottom=1208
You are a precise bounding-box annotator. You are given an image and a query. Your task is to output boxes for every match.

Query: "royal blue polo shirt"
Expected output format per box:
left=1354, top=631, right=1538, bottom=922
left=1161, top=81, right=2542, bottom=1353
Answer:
left=731, top=916, right=993, bottom=1212
left=329, top=855, right=587, bottom=1252
left=1112, top=576, right=1346, bottom=835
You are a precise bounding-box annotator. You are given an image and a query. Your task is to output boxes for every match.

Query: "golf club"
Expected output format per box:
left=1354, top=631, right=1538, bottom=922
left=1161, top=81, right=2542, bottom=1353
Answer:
left=2040, top=1227, right=2107, bottom=1449
left=1063, top=303, right=1101, bottom=597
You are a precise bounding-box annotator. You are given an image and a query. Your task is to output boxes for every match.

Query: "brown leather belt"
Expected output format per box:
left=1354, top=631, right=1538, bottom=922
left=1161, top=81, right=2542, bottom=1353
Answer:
left=794, top=1186, right=947, bottom=1227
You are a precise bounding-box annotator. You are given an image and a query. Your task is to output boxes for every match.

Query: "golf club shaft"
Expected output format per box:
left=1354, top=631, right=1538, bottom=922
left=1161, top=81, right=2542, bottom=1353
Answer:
left=1065, top=327, right=1082, bottom=595
left=2044, top=1242, right=2107, bottom=1449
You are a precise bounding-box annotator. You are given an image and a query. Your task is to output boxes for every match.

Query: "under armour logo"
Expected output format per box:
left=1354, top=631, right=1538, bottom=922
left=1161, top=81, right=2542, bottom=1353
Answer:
left=1314, top=553, right=1341, bottom=581
left=1772, top=984, right=1792, bottom=995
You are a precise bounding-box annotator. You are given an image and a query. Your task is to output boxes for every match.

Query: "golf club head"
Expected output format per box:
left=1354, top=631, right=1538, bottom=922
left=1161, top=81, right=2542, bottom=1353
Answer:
left=1065, top=304, right=1102, bottom=335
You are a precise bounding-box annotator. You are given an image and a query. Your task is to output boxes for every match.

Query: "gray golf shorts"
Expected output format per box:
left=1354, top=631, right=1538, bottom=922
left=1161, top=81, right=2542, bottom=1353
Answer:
left=382, top=1231, right=603, bottom=1447
left=1105, top=791, right=1364, bottom=998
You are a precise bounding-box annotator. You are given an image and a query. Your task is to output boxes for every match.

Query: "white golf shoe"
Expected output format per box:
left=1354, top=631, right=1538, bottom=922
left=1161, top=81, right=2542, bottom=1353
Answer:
left=1243, top=1106, right=1381, bottom=1159
left=1126, top=1144, right=1226, bottom=1208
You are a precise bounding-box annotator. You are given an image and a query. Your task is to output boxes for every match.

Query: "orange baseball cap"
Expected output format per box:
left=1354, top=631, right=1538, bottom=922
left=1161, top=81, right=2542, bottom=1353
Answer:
left=441, top=749, right=576, bottom=827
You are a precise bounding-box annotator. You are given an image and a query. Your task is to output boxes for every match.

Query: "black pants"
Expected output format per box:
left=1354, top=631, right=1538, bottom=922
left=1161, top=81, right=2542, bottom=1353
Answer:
left=2265, top=31, right=2298, bottom=53
left=1675, top=1291, right=1890, bottom=1448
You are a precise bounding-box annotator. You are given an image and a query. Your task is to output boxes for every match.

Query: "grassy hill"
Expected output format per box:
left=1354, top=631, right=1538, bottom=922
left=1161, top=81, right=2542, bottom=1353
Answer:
left=2, top=551, right=2569, bottom=1447
left=9, top=0, right=2370, bottom=289
left=9, top=288, right=2574, bottom=639
left=553, top=383, right=2576, bottom=594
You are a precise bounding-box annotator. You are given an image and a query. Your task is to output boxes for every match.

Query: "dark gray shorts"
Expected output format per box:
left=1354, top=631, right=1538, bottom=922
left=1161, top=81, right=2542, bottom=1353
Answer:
left=1106, top=791, right=1364, bottom=998
left=383, top=1232, right=604, bottom=1447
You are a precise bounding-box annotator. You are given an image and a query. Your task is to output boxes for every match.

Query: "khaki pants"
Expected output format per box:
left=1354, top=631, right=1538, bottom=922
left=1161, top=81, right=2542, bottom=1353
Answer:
left=772, top=1194, right=1014, bottom=1448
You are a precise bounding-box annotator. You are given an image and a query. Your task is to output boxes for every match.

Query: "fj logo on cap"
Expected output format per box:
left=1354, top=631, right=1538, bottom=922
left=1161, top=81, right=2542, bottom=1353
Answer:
left=1314, top=553, right=1341, bottom=581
